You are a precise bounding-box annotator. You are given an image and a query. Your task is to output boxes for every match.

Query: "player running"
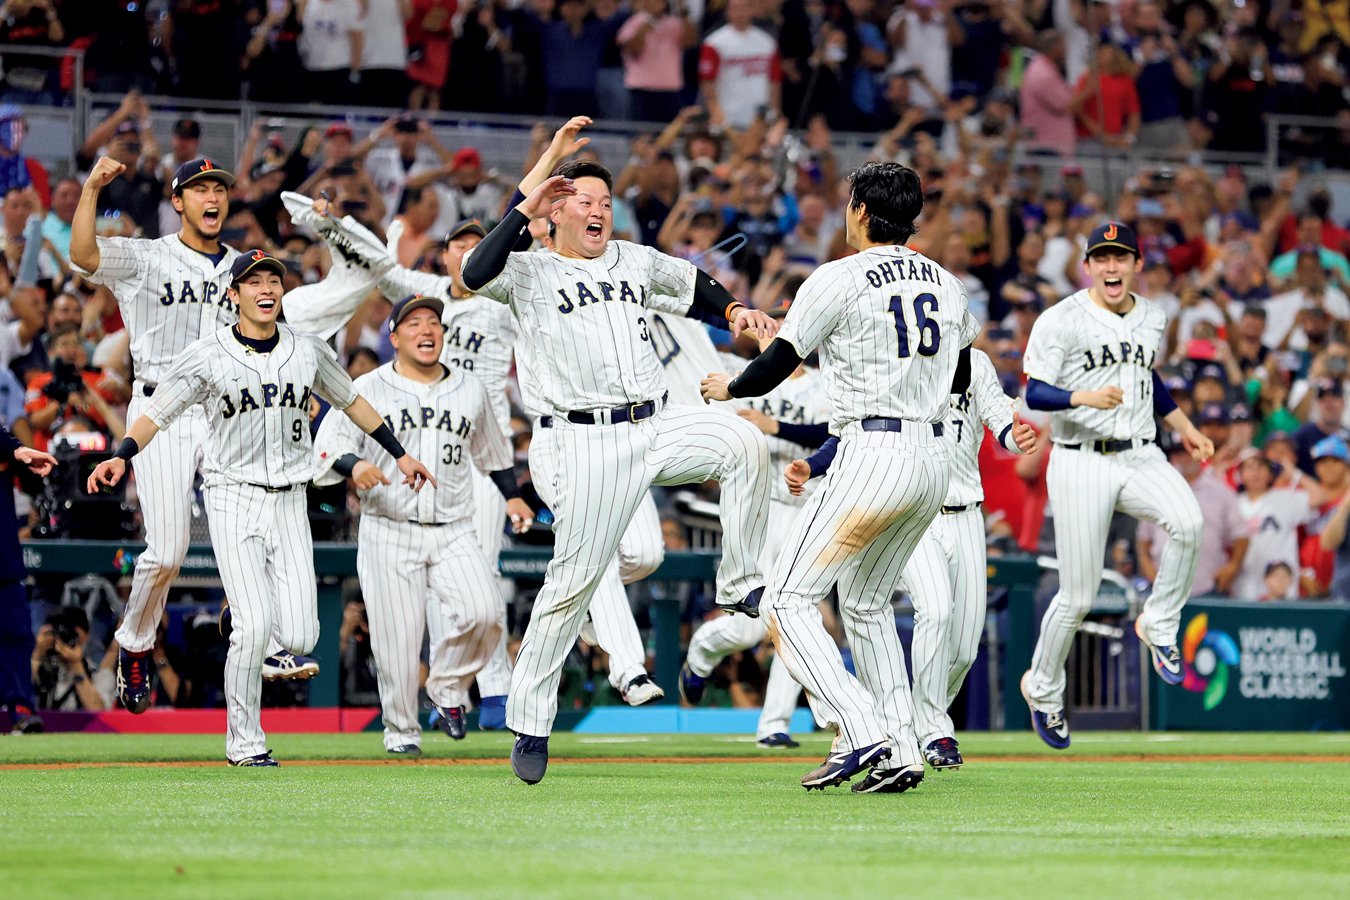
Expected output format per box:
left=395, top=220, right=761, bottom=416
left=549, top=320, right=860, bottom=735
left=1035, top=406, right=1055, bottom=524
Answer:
left=88, top=251, right=434, bottom=766
left=702, top=162, right=979, bottom=793
left=1021, top=222, right=1212, bottom=749
left=315, top=294, right=533, bottom=755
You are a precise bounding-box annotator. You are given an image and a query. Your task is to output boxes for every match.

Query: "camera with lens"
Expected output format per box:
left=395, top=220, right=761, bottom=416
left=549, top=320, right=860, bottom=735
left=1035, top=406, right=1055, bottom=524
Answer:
left=42, top=359, right=85, bottom=405
left=31, top=435, right=135, bottom=540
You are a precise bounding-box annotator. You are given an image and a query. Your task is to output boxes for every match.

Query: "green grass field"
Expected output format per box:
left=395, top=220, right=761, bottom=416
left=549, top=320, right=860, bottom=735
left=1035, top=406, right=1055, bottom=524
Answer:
left=3, top=732, right=1348, bottom=898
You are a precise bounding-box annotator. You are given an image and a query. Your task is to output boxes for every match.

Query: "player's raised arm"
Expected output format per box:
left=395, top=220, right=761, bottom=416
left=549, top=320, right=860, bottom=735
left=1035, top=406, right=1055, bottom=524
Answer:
left=460, top=175, right=577, bottom=295
left=70, top=156, right=127, bottom=274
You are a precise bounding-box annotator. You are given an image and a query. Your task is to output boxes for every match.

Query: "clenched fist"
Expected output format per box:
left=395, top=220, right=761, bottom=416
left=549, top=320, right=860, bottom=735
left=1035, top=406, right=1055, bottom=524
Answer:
left=84, top=157, right=127, bottom=192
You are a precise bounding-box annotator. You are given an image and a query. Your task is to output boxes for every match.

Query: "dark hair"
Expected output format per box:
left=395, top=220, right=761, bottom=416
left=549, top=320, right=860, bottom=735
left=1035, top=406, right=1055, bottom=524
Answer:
left=400, top=185, right=432, bottom=213
left=847, top=162, right=923, bottom=245
left=552, top=159, right=613, bottom=191
left=347, top=346, right=379, bottom=369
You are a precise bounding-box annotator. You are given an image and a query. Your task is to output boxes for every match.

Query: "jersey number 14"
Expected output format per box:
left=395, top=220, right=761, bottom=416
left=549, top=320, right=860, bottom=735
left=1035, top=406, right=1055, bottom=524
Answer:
left=889, top=293, right=941, bottom=359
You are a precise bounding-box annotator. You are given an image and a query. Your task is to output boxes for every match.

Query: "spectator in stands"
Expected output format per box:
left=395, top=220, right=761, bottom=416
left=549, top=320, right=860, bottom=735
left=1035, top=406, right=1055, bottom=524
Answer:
left=618, top=0, right=697, bottom=124
left=0, top=107, right=48, bottom=208
left=447, top=0, right=512, bottom=113
left=299, top=0, right=365, bottom=105
left=362, top=115, right=456, bottom=229
left=1137, top=435, right=1248, bottom=597
left=1270, top=215, right=1350, bottom=285
left=156, top=119, right=202, bottom=238
left=166, top=0, right=245, bottom=100
left=442, top=147, right=505, bottom=227
left=699, top=0, right=781, bottom=130
left=1308, top=435, right=1350, bottom=596
left=24, top=328, right=125, bottom=453
left=0, top=187, right=62, bottom=282
left=1294, top=379, right=1348, bottom=476
left=1264, top=251, right=1350, bottom=352
left=243, top=0, right=307, bottom=104
left=390, top=185, right=440, bottom=267
left=1130, top=0, right=1196, bottom=153
left=339, top=599, right=379, bottom=706
left=31, top=607, right=112, bottom=711
left=1020, top=32, right=1075, bottom=158
left=76, top=96, right=164, bottom=238
left=407, top=0, right=455, bottom=110
left=0, top=0, right=64, bottom=105
left=346, top=345, right=379, bottom=378
left=1234, top=448, right=1310, bottom=601
left=1073, top=42, right=1141, bottom=154
left=360, top=0, right=410, bottom=107
left=540, top=0, right=608, bottom=116
left=1205, top=30, right=1272, bottom=154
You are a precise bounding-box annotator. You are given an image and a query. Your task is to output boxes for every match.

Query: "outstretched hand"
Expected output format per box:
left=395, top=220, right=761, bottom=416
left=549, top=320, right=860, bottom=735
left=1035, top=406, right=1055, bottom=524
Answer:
left=396, top=455, right=437, bottom=492
left=87, top=458, right=127, bottom=493
left=13, top=446, right=56, bottom=477
left=548, top=116, right=593, bottom=159
left=515, top=175, right=576, bottom=220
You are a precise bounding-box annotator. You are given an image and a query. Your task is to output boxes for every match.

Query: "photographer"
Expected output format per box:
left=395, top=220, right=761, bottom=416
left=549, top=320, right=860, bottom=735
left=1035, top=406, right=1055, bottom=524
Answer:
left=31, top=607, right=112, bottom=711
left=24, top=327, right=126, bottom=452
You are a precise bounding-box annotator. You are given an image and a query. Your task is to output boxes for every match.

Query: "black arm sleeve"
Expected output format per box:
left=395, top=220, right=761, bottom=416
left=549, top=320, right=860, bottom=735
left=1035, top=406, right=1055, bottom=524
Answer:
left=728, top=339, right=805, bottom=399
left=489, top=468, right=521, bottom=501
left=686, top=268, right=741, bottom=327
left=950, top=346, right=972, bottom=394
left=461, top=208, right=531, bottom=291
left=332, top=453, right=360, bottom=478
left=775, top=421, right=831, bottom=449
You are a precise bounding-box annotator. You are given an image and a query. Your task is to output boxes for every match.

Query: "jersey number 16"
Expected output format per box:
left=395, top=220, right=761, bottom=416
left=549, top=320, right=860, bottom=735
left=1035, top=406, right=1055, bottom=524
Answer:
left=889, top=293, right=941, bottom=359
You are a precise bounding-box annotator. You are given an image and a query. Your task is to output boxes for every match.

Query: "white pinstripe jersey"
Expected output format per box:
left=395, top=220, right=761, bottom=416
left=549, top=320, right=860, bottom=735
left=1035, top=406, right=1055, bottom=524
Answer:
left=648, top=312, right=727, bottom=408
left=469, top=240, right=699, bottom=412
left=735, top=365, right=832, bottom=505
left=77, top=235, right=241, bottom=387
left=439, top=289, right=517, bottom=434
left=313, top=364, right=512, bottom=524
left=1023, top=290, right=1167, bottom=444
left=146, top=324, right=358, bottom=488
left=946, top=349, right=1016, bottom=507
left=777, top=245, right=978, bottom=431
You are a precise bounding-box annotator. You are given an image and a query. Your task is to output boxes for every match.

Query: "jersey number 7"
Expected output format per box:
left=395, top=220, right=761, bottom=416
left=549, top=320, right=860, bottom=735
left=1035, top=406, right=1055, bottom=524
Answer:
left=889, top=292, right=941, bottom=359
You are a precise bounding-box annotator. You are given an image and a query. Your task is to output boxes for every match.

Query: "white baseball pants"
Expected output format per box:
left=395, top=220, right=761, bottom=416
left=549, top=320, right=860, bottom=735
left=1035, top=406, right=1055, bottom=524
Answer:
left=507, top=406, right=770, bottom=737
left=1025, top=444, right=1203, bottom=711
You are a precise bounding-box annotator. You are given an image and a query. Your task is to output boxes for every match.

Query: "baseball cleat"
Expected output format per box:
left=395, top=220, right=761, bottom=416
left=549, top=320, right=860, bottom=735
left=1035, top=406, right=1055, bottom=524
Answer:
left=717, top=586, right=764, bottom=618
left=923, top=737, right=963, bottom=770
left=800, top=740, right=891, bottom=790
left=436, top=705, right=467, bottom=740
left=6, top=704, right=44, bottom=734
left=262, top=652, right=320, bottom=681
left=387, top=745, right=422, bottom=756
left=511, top=734, right=550, bottom=784
left=116, top=648, right=153, bottom=714
left=757, top=733, right=800, bottom=749
left=851, top=763, right=925, bottom=794
left=1135, top=617, right=1184, bottom=686
left=228, top=750, right=279, bottom=767
left=1021, top=671, right=1070, bottom=750
left=621, top=674, right=665, bottom=706
left=478, top=695, right=507, bottom=731
left=677, top=663, right=706, bottom=705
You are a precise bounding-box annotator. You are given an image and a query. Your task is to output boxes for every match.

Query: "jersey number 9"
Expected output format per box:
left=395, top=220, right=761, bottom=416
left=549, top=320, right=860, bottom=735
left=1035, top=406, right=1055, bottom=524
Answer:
left=292, top=420, right=304, bottom=442
left=889, top=293, right=941, bottom=359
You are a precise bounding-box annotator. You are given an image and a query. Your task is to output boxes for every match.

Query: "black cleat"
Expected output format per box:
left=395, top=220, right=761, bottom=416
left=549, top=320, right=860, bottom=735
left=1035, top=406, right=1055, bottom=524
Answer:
left=228, top=750, right=279, bottom=767
left=923, top=737, right=963, bottom=770
left=6, top=704, right=44, bottom=734
left=678, top=663, right=706, bottom=705
left=436, top=705, right=467, bottom=740
left=851, top=763, right=925, bottom=794
left=757, top=733, right=800, bottom=749
left=116, top=648, right=152, bottom=714
left=717, top=586, right=763, bottom=618
left=511, top=733, right=550, bottom=784
left=801, top=741, right=891, bottom=790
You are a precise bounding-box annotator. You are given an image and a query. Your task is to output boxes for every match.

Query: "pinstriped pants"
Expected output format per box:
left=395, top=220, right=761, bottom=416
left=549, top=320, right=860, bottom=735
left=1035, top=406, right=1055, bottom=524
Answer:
left=686, top=497, right=809, bottom=738
left=359, top=515, right=502, bottom=750
left=206, top=483, right=318, bottom=762
left=764, top=425, right=948, bottom=768
left=906, top=506, right=987, bottom=746
left=507, top=406, right=771, bottom=737
left=1026, top=444, right=1203, bottom=710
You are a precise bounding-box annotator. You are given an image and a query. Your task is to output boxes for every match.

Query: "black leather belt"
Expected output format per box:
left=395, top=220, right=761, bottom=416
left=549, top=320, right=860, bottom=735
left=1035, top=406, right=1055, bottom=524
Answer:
left=540, top=392, right=668, bottom=428
left=861, top=417, right=945, bottom=437
left=248, top=483, right=297, bottom=493
left=410, top=521, right=448, bottom=527
left=141, top=384, right=155, bottom=397
left=1057, top=438, right=1153, bottom=455
left=942, top=501, right=982, bottom=514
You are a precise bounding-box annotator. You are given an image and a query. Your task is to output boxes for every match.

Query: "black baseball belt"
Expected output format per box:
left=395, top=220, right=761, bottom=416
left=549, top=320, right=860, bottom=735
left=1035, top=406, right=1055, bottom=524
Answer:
left=941, top=501, right=983, bottom=515
left=247, top=483, right=298, bottom=493
left=861, top=417, right=945, bottom=438
left=1055, top=438, right=1154, bottom=455
left=540, top=392, right=668, bottom=428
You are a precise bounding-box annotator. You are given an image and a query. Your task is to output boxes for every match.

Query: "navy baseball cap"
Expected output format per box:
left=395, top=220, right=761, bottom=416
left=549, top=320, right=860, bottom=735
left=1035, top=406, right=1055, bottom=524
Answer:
left=1231, top=402, right=1253, bottom=423
left=1313, top=435, right=1350, bottom=463
left=229, top=248, right=286, bottom=285
left=444, top=218, right=486, bottom=244
left=1084, top=221, right=1140, bottom=259
left=389, top=294, right=445, bottom=333
left=1198, top=403, right=1230, bottom=425
left=1163, top=374, right=1191, bottom=394
left=1194, top=362, right=1227, bottom=384
left=171, top=157, right=235, bottom=194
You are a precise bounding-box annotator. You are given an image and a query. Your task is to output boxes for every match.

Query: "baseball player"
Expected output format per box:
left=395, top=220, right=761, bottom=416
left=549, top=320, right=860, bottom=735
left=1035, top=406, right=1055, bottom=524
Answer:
left=461, top=160, right=777, bottom=784
left=87, top=251, right=434, bottom=766
left=314, top=294, right=533, bottom=754
left=1021, top=221, right=1213, bottom=750
left=792, top=350, right=1037, bottom=769
left=676, top=316, right=833, bottom=748
left=703, top=161, right=979, bottom=793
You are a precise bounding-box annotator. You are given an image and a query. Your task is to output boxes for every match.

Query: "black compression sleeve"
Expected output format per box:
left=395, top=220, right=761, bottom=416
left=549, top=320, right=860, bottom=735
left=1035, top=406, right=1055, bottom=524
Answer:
left=489, top=468, right=521, bottom=501
left=687, top=268, right=741, bottom=326
left=332, top=453, right=360, bottom=478
left=951, top=346, right=972, bottom=394
left=461, top=208, right=530, bottom=290
left=727, top=339, right=805, bottom=399
left=369, top=424, right=406, bottom=460
left=775, top=421, right=831, bottom=448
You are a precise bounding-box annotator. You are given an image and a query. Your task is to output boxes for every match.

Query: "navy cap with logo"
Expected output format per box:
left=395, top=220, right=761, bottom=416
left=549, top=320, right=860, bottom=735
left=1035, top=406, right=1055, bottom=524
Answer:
left=171, top=157, right=235, bottom=194
left=1084, top=220, right=1140, bottom=259
left=1198, top=403, right=1230, bottom=425
left=388, top=294, right=445, bottom=333
left=229, top=248, right=286, bottom=285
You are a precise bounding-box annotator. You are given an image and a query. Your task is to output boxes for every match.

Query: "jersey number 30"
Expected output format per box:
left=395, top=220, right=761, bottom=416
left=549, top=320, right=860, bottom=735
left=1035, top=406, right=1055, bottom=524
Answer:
left=889, top=293, right=941, bottom=359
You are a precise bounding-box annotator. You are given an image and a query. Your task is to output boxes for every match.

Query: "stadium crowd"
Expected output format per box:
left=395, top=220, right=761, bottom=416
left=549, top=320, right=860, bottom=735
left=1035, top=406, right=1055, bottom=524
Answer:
left=2, top=0, right=1349, bottom=722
